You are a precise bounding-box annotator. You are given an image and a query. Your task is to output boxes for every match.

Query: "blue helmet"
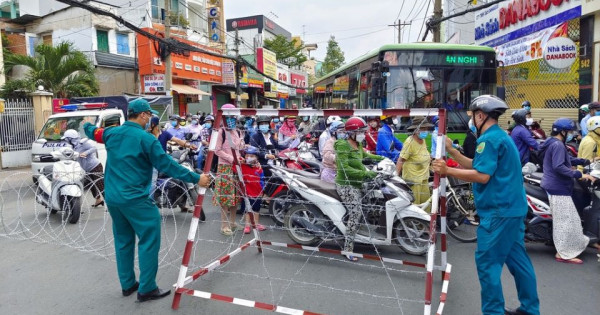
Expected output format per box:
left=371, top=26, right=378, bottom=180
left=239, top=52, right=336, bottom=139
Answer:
left=551, top=118, right=576, bottom=133
left=244, top=146, right=260, bottom=156
left=329, top=120, right=345, bottom=133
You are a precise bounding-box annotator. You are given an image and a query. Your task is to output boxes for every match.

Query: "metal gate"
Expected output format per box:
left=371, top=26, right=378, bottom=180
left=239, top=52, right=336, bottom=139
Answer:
left=0, top=98, right=35, bottom=168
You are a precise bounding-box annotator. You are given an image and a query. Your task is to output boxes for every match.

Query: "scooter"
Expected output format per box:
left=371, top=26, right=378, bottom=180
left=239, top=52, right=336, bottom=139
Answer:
left=155, top=147, right=203, bottom=219
left=522, top=163, right=598, bottom=246
left=272, top=158, right=432, bottom=256
left=35, top=145, right=85, bottom=224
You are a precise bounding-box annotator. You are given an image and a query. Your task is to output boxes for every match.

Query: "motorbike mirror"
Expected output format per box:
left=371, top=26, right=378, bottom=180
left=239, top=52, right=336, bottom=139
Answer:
left=298, top=127, right=304, bottom=133
left=35, top=138, right=47, bottom=144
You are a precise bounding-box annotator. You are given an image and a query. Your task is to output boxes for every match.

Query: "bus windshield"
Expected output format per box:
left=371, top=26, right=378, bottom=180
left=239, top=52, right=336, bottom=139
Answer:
left=39, top=115, right=99, bottom=141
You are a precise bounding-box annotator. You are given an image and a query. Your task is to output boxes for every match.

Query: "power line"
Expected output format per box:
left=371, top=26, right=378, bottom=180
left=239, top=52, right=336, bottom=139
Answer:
left=418, top=0, right=434, bottom=41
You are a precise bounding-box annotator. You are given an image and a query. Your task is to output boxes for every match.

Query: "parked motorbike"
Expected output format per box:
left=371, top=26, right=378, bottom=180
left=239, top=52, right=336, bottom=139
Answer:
left=522, top=163, right=598, bottom=246
left=35, top=146, right=84, bottom=224
left=272, top=158, right=432, bottom=256
left=155, top=147, right=204, bottom=219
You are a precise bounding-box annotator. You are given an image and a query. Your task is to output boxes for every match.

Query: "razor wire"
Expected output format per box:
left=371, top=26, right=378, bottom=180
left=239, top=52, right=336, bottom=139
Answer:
left=1, top=113, right=453, bottom=314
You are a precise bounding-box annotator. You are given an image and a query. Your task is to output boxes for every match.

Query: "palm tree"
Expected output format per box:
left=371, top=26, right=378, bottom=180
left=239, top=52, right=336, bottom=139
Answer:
left=1, top=41, right=99, bottom=98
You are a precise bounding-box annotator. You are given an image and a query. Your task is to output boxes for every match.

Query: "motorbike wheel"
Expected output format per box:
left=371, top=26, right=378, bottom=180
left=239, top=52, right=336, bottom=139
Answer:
left=269, top=190, right=294, bottom=226
left=62, top=196, right=81, bottom=224
left=393, top=218, right=430, bottom=256
left=445, top=196, right=478, bottom=243
left=284, top=204, right=322, bottom=246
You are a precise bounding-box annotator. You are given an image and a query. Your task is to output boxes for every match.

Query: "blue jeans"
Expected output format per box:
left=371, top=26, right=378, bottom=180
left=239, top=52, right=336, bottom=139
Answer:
left=149, top=168, right=158, bottom=198
left=196, top=147, right=206, bottom=169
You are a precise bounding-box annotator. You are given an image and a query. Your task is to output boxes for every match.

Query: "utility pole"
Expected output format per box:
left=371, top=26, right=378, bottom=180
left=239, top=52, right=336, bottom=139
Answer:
left=432, top=0, right=443, bottom=42
left=234, top=28, right=242, bottom=108
left=165, top=0, right=173, bottom=114
left=388, top=19, right=411, bottom=43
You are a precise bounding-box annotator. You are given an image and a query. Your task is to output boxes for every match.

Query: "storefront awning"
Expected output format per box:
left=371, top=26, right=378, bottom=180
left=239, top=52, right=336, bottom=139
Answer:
left=172, top=84, right=211, bottom=96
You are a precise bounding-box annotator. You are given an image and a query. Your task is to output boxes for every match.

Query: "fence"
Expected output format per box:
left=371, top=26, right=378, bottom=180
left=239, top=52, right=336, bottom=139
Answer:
left=0, top=98, right=35, bottom=168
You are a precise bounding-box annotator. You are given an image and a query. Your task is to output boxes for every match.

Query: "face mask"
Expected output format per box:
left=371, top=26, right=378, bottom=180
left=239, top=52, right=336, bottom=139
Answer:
left=204, top=122, right=212, bottom=129
left=355, top=133, right=366, bottom=143
left=303, top=117, right=309, bottom=122
left=179, top=121, right=186, bottom=126
left=191, top=120, right=198, bottom=125
left=524, top=106, right=531, bottom=111
left=566, top=133, right=575, bottom=143
left=418, top=131, right=429, bottom=140
left=470, top=125, right=477, bottom=134
left=170, top=121, right=177, bottom=127
left=273, top=118, right=280, bottom=123
left=246, top=156, right=257, bottom=164
left=526, top=118, right=533, bottom=126
left=337, top=132, right=348, bottom=140
left=145, top=121, right=151, bottom=130
left=595, top=112, right=600, bottom=117
left=259, top=124, right=270, bottom=133
left=226, top=117, right=237, bottom=129
left=369, top=122, right=378, bottom=128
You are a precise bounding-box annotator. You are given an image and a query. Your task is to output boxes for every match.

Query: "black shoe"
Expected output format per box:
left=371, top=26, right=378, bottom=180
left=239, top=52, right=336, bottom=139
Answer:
left=122, top=282, right=139, bottom=297
left=200, top=210, right=206, bottom=222
left=505, top=308, right=529, bottom=315
left=137, top=288, right=171, bottom=302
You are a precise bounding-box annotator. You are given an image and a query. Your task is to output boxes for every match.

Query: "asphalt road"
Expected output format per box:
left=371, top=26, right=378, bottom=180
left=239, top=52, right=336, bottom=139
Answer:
left=0, top=170, right=599, bottom=315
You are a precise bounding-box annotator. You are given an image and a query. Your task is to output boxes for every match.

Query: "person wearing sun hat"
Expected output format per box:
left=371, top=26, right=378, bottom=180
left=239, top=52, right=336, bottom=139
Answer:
left=83, top=98, right=207, bottom=303
left=396, top=116, right=434, bottom=208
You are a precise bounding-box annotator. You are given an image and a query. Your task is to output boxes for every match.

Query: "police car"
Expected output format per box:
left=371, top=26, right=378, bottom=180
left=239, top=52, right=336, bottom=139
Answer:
left=31, top=103, right=125, bottom=183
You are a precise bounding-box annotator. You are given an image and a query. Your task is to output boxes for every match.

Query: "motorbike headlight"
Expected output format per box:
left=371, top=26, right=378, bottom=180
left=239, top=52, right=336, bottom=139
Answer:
left=381, top=186, right=400, bottom=200
left=286, top=151, right=298, bottom=160
left=32, top=154, right=41, bottom=162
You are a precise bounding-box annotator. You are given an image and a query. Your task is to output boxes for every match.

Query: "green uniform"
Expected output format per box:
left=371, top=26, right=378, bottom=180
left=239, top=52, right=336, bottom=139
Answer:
left=84, top=121, right=200, bottom=294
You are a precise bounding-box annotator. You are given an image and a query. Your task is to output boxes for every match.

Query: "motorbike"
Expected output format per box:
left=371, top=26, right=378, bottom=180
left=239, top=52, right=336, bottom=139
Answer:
left=35, top=145, right=85, bottom=224
left=272, top=158, right=432, bottom=256
left=155, top=147, right=204, bottom=219
left=522, top=163, right=599, bottom=246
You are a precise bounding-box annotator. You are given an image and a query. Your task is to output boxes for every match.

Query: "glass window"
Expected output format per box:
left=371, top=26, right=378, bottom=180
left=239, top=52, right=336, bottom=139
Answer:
left=151, top=0, right=159, bottom=19
left=116, top=33, right=130, bottom=55
left=39, top=116, right=99, bottom=141
left=96, top=30, right=109, bottom=53
left=27, top=36, right=36, bottom=56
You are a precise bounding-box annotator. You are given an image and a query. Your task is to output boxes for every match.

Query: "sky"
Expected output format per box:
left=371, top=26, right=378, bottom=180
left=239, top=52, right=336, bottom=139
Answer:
left=224, top=0, right=434, bottom=63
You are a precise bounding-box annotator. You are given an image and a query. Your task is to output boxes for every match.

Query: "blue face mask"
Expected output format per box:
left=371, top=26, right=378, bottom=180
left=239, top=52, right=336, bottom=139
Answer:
left=226, top=117, right=237, bottom=129
left=145, top=121, right=151, bottom=130
left=524, top=106, right=531, bottom=111
left=566, top=133, right=575, bottom=142
left=469, top=125, right=477, bottom=134
left=303, top=117, right=309, bottom=122
left=273, top=118, right=280, bottom=123
left=204, top=123, right=212, bottom=129
left=336, top=132, right=348, bottom=140
left=259, top=124, right=270, bottom=133
left=418, top=131, right=429, bottom=140
left=191, top=120, right=198, bottom=125
left=595, top=111, right=600, bottom=117
left=170, top=121, right=177, bottom=127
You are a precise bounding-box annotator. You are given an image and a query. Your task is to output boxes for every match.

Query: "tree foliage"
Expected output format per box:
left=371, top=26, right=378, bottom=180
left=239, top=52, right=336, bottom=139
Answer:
left=321, top=36, right=345, bottom=76
left=263, top=35, right=307, bottom=68
left=1, top=41, right=99, bottom=98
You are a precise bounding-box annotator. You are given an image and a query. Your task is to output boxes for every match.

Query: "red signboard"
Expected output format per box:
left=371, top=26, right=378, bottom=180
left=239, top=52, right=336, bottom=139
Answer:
left=290, top=72, right=307, bottom=94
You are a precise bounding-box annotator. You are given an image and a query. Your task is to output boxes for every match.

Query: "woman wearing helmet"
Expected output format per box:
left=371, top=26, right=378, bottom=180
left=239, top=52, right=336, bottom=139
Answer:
left=213, top=104, right=245, bottom=236
left=376, top=115, right=403, bottom=162
left=318, top=116, right=342, bottom=155
left=364, top=116, right=380, bottom=153
left=432, top=95, right=540, bottom=315
left=249, top=116, right=279, bottom=166
left=539, top=118, right=595, bottom=264
left=510, top=109, right=538, bottom=166
left=195, top=115, right=215, bottom=169
left=61, top=129, right=104, bottom=207
left=580, top=102, right=600, bottom=136
left=396, top=117, right=434, bottom=208
left=334, top=117, right=384, bottom=261
left=320, top=121, right=345, bottom=183
left=278, top=116, right=298, bottom=149
left=578, top=116, right=600, bottom=170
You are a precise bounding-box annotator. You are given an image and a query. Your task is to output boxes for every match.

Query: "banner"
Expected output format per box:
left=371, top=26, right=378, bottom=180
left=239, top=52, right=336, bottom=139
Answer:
left=222, top=61, right=235, bottom=86
left=496, top=22, right=569, bottom=66
left=143, top=74, right=165, bottom=93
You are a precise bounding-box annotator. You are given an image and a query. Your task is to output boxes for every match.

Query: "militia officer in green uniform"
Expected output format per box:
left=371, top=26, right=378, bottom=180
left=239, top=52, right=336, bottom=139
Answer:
left=84, top=99, right=203, bottom=302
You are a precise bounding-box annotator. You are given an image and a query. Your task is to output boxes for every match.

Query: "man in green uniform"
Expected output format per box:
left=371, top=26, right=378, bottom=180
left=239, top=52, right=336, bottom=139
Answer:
left=84, top=99, right=202, bottom=302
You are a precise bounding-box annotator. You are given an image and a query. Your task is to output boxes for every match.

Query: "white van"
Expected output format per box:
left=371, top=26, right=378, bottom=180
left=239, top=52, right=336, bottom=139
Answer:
left=31, top=107, right=125, bottom=182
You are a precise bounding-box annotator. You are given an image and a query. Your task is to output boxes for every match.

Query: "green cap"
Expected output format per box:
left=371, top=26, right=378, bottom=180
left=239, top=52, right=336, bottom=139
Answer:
left=128, top=99, right=158, bottom=115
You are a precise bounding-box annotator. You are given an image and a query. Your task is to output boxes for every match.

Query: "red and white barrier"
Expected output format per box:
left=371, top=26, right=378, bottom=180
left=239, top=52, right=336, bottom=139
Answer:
left=172, top=108, right=451, bottom=314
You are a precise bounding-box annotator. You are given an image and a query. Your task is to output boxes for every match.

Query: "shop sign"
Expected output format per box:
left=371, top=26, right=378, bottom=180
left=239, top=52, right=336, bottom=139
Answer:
left=276, top=63, right=289, bottom=94
left=143, top=74, right=165, bottom=93
left=543, top=36, right=577, bottom=69
left=314, top=86, right=326, bottom=94
left=290, top=70, right=307, bottom=94
left=494, top=22, right=569, bottom=66
left=474, top=0, right=581, bottom=46
left=222, top=61, right=235, bottom=86
left=333, top=75, right=349, bottom=93
left=207, top=5, right=221, bottom=42
left=185, top=80, right=200, bottom=89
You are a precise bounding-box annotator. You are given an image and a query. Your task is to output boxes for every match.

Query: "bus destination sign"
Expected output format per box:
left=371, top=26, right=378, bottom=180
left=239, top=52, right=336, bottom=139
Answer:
left=444, top=55, right=484, bottom=66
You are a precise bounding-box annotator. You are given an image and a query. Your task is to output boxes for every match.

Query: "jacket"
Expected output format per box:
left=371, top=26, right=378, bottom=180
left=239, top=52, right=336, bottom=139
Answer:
left=335, top=140, right=383, bottom=188
left=510, top=124, right=539, bottom=165
left=249, top=131, right=281, bottom=166
left=365, top=126, right=378, bottom=153
left=577, top=131, right=600, bottom=171
left=241, top=163, right=264, bottom=198
left=376, top=124, right=403, bottom=162
left=214, top=128, right=245, bottom=165
left=540, top=137, right=586, bottom=195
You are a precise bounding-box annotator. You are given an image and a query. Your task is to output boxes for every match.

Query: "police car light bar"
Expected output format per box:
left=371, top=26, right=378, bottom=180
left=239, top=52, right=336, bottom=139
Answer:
left=60, top=103, right=108, bottom=111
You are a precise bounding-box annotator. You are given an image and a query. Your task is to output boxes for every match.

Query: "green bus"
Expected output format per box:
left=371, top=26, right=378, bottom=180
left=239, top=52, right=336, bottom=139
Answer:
left=313, top=43, right=498, bottom=142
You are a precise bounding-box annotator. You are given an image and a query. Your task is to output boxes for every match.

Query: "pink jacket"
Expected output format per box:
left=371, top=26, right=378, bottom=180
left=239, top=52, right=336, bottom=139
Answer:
left=322, top=137, right=337, bottom=170
left=215, top=128, right=245, bottom=165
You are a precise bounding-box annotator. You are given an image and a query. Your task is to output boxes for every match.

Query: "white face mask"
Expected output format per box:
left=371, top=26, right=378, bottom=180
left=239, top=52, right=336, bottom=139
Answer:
left=526, top=118, right=533, bottom=126
left=246, top=156, right=257, bottom=164
left=355, top=133, right=366, bottom=143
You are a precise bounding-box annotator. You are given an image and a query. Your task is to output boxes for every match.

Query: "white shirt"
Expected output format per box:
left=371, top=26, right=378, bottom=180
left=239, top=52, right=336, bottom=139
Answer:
left=318, top=130, right=331, bottom=155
